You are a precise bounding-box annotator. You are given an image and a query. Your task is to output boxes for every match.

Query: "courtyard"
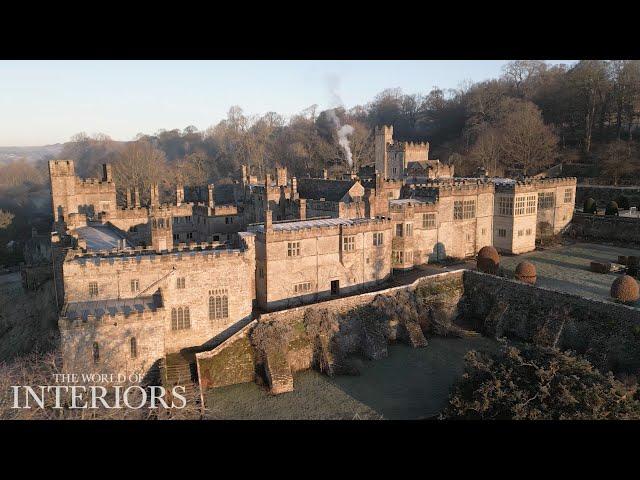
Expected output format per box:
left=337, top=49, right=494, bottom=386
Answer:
left=204, top=335, right=496, bottom=420
left=499, top=241, right=640, bottom=306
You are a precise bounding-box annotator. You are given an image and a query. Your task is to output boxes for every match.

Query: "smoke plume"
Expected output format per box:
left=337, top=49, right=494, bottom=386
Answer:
left=326, top=75, right=355, bottom=168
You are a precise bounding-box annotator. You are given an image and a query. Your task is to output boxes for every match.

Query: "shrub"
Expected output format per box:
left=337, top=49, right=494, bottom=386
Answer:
left=605, top=201, right=619, bottom=216
left=615, top=195, right=631, bottom=210
left=477, top=246, right=500, bottom=274
left=441, top=343, right=640, bottom=420
left=610, top=275, right=640, bottom=304
left=515, top=261, right=536, bottom=285
left=583, top=197, right=597, bottom=214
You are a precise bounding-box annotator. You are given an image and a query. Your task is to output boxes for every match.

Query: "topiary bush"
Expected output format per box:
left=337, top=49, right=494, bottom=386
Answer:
left=441, top=343, right=640, bottom=420
left=616, top=195, right=631, bottom=210
left=610, top=275, right=640, bottom=304
left=477, top=246, right=500, bottom=274
left=605, top=201, right=619, bottom=216
left=583, top=197, right=597, bottom=214
left=514, top=261, right=537, bottom=285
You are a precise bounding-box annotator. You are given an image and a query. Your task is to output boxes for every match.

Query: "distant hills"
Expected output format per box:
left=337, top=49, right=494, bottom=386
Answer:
left=0, top=144, right=64, bottom=164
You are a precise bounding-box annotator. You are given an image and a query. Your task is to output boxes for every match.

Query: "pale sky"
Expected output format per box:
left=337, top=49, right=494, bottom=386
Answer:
left=0, top=60, right=575, bottom=146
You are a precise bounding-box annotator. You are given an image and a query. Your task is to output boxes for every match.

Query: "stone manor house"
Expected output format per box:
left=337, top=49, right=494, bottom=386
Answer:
left=47, top=127, right=577, bottom=377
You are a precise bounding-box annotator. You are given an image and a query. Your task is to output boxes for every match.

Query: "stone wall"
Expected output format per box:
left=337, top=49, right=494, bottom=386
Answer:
left=196, top=271, right=465, bottom=398
left=461, top=270, right=640, bottom=373
left=569, top=212, right=640, bottom=245
left=576, top=185, right=640, bottom=209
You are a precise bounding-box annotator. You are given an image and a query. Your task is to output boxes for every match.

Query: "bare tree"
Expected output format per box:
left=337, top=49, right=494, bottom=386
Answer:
left=496, top=100, right=558, bottom=175
left=111, top=139, right=169, bottom=202
left=600, top=140, right=636, bottom=185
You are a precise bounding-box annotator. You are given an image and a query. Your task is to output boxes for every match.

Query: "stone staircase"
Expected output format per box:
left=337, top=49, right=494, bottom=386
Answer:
left=361, top=321, right=388, bottom=360
left=400, top=321, right=428, bottom=348
left=264, top=352, right=294, bottom=395
left=161, top=352, right=197, bottom=398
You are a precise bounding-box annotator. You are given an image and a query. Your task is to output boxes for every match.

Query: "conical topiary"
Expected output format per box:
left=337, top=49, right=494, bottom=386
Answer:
left=515, top=261, right=537, bottom=285
left=605, top=201, right=619, bottom=216
left=583, top=197, right=597, bottom=214
left=477, top=246, right=500, bottom=274
left=611, top=275, right=640, bottom=304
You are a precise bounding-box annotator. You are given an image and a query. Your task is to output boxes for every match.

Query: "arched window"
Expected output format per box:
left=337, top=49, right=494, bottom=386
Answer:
left=209, top=289, right=229, bottom=321
left=93, top=342, right=99, bottom=364
left=184, top=307, right=190, bottom=329
left=177, top=307, right=184, bottom=329
left=130, top=337, right=137, bottom=358
left=171, top=308, right=177, bottom=330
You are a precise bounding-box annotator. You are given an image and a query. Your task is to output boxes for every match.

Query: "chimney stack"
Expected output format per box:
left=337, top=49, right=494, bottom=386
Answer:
left=322, top=168, right=328, bottom=180
left=125, top=189, right=132, bottom=208
left=207, top=184, right=215, bottom=209
left=150, top=183, right=160, bottom=208
left=291, top=176, right=298, bottom=196
left=176, top=184, right=184, bottom=206
left=276, top=166, right=288, bottom=187
left=265, top=208, right=272, bottom=232
left=299, top=199, right=306, bottom=220
left=134, top=187, right=141, bottom=208
left=102, top=164, right=112, bottom=182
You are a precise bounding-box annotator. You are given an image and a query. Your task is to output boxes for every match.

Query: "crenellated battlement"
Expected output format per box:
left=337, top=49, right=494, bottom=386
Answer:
left=494, top=176, right=577, bottom=193
left=59, top=306, right=163, bottom=329
left=65, top=238, right=253, bottom=264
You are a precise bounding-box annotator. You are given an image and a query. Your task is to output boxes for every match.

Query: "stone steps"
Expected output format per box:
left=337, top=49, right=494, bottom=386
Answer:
left=400, top=321, right=428, bottom=348
left=264, top=352, right=294, bottom=395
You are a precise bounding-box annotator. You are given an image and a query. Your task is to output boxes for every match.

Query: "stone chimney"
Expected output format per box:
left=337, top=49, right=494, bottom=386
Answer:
left=125, top=189, right=132, bottom=208
left=322, top=168, right=328, bottom=180
left=265, top=208, right=272, bottom=232
left=102, top=164, right=112, bottom=182
left=276, top=166, right=288, bottom=187
left=150, top=183, right=160, bottom=208
left=299, top=199, right=306, bottom=220
left=134, top=187, right=141, bottom=208
left=291, top=176, right=298, bottom=196
left=176, top=184, right=184, bottom=206
left=207, top=184, right=215, bottom=208
left=241, top=165, right=249, bottom=185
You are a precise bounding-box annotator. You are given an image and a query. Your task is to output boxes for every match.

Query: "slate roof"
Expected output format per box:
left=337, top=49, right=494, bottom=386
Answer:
left=249, top=217, right=377, bottom=233
left=64, top=296, right=159, bottom=321
left=297, top=178, right=357, bottom=202
left=75, top=224, right=131, bottom=251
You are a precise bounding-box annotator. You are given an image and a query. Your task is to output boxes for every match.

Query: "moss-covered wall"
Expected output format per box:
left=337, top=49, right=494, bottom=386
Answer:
left=196, top=321, right=257, bottom=391
left=196, top=271, right=465, bottom=396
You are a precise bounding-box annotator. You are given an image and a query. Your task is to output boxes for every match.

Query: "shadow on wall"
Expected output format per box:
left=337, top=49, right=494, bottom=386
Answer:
left=430, top=242, right=446, bottom=262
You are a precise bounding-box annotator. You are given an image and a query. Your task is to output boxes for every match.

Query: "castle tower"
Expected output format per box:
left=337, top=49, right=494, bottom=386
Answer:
left=374, top=125, right=393, bottom=180
left=48, top=160, right=76, bottom=222
left=149, top=208, right=173, bottom=252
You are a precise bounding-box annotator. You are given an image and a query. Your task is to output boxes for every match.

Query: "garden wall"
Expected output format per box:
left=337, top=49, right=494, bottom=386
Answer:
left=569, top=212, right=640, bottom=244
left=461, top=270, right=640, bottom=373
left=576, top=185, right=640, bottom=209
